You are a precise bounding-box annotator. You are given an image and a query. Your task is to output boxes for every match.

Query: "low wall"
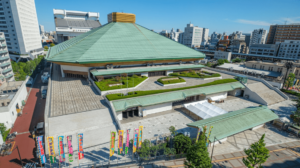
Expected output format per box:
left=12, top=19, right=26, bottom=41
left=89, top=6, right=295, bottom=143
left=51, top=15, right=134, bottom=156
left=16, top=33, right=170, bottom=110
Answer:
left=156, top=81, right=186, bottom=87
left=180, top=76, right=222, bottom=80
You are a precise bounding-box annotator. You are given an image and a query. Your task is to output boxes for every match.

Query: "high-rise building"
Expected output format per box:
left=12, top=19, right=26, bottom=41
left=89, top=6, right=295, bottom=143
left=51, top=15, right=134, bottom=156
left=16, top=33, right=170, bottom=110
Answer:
left=183, top=23, right=203, bottom=48
left=39, top=25, right=45, bottom=35
left=266, top=24, right=300, bottom=44
left=0, top=32, right=14, bottom=81
left=54, top=9, right=101, bottom=43
left=250, top=29, right=267, bottom=46
left=169, top=28, right=183, bottom=42
left=0, top=0, right=43, bottom=61
left=202, top=28, right=209, bottom=43
left=277, top=40, right=300, bottom=59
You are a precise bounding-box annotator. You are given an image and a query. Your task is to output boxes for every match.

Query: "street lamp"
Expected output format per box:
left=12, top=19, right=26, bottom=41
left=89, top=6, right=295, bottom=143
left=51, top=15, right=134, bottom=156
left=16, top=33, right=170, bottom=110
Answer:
left=211, top=136, right=221, bottom=162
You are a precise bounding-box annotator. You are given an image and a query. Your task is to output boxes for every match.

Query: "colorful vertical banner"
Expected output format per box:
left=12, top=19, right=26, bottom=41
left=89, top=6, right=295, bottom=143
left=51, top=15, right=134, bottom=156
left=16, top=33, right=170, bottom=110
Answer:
left=125, top=129, right=130, bottom=154
left=37, top=136, right=46, bottom=164
left=67, top=135, right=74, bottom=162
left=58, top=136, right=65, bottom=162
left=47, top=136, right=56, bottom=163
left=206, top=126, right=213, bottom=146
left=133, top=129, right=139, bottom=153
left=77, top=133, right=84, bottom=160
left=110, top=132, right=116, bottom=157
left=195, top=127, right=202, bottom=142
left=118, top=130, right=124, bottom=155
left=138, top=126, right=143, bottom=149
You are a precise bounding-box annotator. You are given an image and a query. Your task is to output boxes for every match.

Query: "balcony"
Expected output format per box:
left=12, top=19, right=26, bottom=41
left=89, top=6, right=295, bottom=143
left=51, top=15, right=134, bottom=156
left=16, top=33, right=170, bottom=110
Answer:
left=0, top=50, right=7, bottom=54
left=2, top=68, right=12, bottom=73
left=0, top=38, right=5, bottom=41
left=0, top=62, right=10, bottom=67
left=0, top=44, right=6, bottom=47
left=5, top=73, right=13, bottom=79
left=0, top=56, right=9, bottom=61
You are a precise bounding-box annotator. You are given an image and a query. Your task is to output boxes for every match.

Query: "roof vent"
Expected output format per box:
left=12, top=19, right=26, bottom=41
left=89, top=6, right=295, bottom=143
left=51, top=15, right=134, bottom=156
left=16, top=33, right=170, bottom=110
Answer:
left=107, top=12, right=136, bottom=23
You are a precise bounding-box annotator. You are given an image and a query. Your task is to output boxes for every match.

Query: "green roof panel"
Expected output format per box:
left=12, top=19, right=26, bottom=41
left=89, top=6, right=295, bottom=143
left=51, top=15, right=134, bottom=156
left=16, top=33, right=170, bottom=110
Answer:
left=187, top=106, right=279, bottom=141
left=111, top=82, right=244, bottom=112
left=47, top=22, right=205, bottom=64
left=91, top=64, right=205, bottom=76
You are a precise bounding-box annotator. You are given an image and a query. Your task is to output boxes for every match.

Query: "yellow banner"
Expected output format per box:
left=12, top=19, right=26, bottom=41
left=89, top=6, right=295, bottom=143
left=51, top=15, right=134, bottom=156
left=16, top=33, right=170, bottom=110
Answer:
left=47, top=136, right=56, bottom=163
left=118, top=130, right=124, bottom=155
left=138, top=126, right=143, bottom=149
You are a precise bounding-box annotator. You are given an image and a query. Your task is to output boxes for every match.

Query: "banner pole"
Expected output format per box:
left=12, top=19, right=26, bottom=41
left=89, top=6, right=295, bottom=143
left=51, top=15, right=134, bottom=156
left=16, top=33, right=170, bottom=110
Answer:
left=66, top=135, right=70, bottom=168
left=77, top=133, right=79, bottom=167
left=36, top=137, right=43, bottom=168
left=109, top=131, right=111, bottom=168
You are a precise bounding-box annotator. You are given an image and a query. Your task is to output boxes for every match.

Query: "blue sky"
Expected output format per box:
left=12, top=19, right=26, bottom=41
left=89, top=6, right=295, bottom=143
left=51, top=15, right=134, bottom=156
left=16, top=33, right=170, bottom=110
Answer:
left=36, top=0, right=300, bottom=35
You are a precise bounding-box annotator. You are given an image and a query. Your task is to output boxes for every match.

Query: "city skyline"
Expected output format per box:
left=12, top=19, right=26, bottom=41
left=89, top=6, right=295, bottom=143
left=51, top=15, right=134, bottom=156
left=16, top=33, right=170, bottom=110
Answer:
left=36, top=0, right=300, bottom=34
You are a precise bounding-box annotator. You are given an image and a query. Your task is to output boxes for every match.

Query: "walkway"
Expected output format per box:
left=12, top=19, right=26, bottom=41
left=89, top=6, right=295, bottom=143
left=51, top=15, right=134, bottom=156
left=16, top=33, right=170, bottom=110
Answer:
left=0, top=74, right=46, bottom=167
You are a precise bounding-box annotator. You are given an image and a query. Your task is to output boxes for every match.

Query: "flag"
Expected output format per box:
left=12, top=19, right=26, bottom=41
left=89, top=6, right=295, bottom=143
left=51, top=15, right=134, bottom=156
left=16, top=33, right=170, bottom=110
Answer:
left=77, top=133, right=84, bottom=160
left=47, top=136, right=56, bottom=163
left=110, top=132, right=116, bottom=157
left=195, top=128, right=201, bottom=142
left=138, top=126, right=143, bottom=149
left=118, top=130, right=124, bottom=155
left=58, top=136, right=65, bottom=162
left=67, top=135, right=73, bottom=162
left=133, top=129, right=139, bottom=153
left=125, top=129, right=130, bottom=154
left=37, top=136, right=46, bottom=164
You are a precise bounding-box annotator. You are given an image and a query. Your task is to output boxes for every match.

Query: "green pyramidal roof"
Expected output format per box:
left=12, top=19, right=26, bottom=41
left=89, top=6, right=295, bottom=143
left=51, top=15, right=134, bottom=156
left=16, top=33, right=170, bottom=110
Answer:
left=46, top=22, right=205, bottom=64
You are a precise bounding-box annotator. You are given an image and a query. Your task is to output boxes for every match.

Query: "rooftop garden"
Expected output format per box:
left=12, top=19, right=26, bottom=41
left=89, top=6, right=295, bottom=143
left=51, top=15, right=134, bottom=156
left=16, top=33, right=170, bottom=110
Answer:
left=95, top=74, right=147, bottom=91
left=169, top=70, right=221, bottom=79
left=157, top=76, right=185, bottom=85
left=106, top=78, right=238, bottom=101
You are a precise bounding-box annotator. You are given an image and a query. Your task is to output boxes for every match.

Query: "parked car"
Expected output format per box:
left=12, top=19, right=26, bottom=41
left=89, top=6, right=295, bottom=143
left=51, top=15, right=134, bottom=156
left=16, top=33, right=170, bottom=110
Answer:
left=26, top=77, right=33, bottom=85
left=41, top=72, right=50, bottom=84
left=34, top=122, right=44, bottom=135
left=41, top=86, right=48, bottom=99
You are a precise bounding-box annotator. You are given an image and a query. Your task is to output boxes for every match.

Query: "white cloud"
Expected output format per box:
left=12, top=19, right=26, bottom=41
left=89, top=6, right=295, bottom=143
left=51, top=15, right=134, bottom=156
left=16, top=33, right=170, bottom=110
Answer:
left=235, top=19, right=271, bottom=26
left=276, top=17, right=300, bottom=24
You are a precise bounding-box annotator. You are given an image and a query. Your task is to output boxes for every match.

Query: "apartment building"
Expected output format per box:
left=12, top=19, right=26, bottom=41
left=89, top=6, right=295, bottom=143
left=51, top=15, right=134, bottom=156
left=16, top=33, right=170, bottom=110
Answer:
left=277, top=40, right=300, bottom=59
left=39, top=25, right=44, bottom=35
left=183, top=23, right=203, bottom=48
left=217, top=39, right=230, bottom=51
left=0, top=0, right=43, bottom=61
left=250, top=29, right=267, bottom=46
left=169, top=28, right=183, bottom=42
left=54, top=9, right=101, bottom=43
left=0, top=32, right=14, bottom=81
left=214, top=51, right=232, bottom=61
left=266, top=24, right=300, bottom=44
left=202, top=28, right=209, bottom=43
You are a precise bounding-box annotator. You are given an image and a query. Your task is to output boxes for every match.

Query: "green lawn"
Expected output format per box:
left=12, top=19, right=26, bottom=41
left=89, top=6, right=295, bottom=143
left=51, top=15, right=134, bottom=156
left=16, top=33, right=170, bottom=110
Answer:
left=157, top=76, right=186, bottom=85
left=2, top=129, right=10, bottom=141
left=169, top=70, right=221, bottom=79
left=106, top=79, right=238, bottom=101
left=95, top=76, right=148, bottom=91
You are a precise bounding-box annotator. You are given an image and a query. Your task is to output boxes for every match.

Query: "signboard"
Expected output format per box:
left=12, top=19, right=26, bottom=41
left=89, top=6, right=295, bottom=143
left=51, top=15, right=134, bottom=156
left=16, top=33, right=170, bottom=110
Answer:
left=110, top=132, right=116, bottom=157
left=58, top=136, right=65, bottom=162
left=118, top=130, right=124, bottom=155
left=47, top=136, right=56, bottom=163
left=125, top=129, right=130, bottom=154
left=133, top=129, right=139, bottom=153
left=67, top=135, right=73, bottom=162
left=77, top=133, right=84, bottom=160
left=37, top=136, right=46, bottom=164
left=138, top=126, right=143, bottom=149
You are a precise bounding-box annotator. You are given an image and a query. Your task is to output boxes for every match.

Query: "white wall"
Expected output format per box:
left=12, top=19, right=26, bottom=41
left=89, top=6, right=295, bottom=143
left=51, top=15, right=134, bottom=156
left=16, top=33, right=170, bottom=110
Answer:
left=0, top=79, right=28, bottom=128
left=61, top=65, right=89, bottom=72
left=117, top=113, right=122, bottom=120
left=207, top=92, right=227, bottom=101
left=141, top=102, right=172, bottom=116
left=141, top=72, right=148, bottom=77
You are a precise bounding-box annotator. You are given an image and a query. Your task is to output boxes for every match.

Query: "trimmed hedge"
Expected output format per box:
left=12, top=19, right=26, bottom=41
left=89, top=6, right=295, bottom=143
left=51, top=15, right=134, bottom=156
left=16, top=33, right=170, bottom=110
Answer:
left=106, top=79, right=238, bottom=101
left=95, top=76, right=147, bottom=91
left=169, top=71, right=221, bottom=79
left=281, top=89, right=300, bottom=97
left=157, top=77, right=186, bottom=85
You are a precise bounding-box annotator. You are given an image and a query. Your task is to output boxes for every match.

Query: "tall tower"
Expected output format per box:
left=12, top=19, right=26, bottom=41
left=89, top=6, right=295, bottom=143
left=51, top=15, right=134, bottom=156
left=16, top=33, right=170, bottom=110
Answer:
left=0, top=0, right=43, bottom=60
left=250, top=28, right=267, bottom=46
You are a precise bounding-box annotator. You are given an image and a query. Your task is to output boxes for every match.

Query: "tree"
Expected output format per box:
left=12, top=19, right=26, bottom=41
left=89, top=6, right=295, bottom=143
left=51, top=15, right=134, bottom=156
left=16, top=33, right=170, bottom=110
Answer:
left=242, top=134, right=269, bottom=168
left=50, top=43, right=55, bottom=47
left=292, top=109, right=300, bottom=126
left=44, top=46, right=48, bottom=50
left=174, top=134, right=191, bottom=154
left=285, top=73, right=295, bottom=88
left=217, top=59, right=225, bottom=65
left=137, top=139, right=151, bottom=158
left=0, top=123, right=6, bottom=136
left=283, top=61, right=294, bottom=89
left=184, top=127, right=212, bottom=168
left=169, top=126, right=177, bottom=136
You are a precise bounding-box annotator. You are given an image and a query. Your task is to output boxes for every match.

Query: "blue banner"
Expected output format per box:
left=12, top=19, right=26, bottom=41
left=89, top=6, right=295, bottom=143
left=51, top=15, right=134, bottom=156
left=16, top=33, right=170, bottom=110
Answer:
left=37, top=136, right=46, bottom=164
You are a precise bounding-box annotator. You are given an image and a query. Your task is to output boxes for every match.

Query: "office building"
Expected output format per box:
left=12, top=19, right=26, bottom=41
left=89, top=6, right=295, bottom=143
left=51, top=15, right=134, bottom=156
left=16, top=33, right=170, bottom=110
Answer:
left=243, top=33, right=251, bottom=47
left=54, top=9, right=101, bottom=43
left=39, top=25, right=45, bottom=35
left=250, top=29, right=267, bottom=46
left=277, top=40, right=300, bottom=59
left=202, top=28, right=209, bottom=43
left=229, top=39, right=247, bottom=54
left=217, top=39, right=230, bottom=51
left=0, top=32, right=14, bottom=81
left=266, top=24, right=300, bottom=44
left=214, top=51, right=232, bottom=61
left=170, top=28, right=183, bottom=42
left=249, top=44, right=280, bottom=56
left=0, top=0, right=43, bottom=61
left=183, top=23, right=203, bottom=48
